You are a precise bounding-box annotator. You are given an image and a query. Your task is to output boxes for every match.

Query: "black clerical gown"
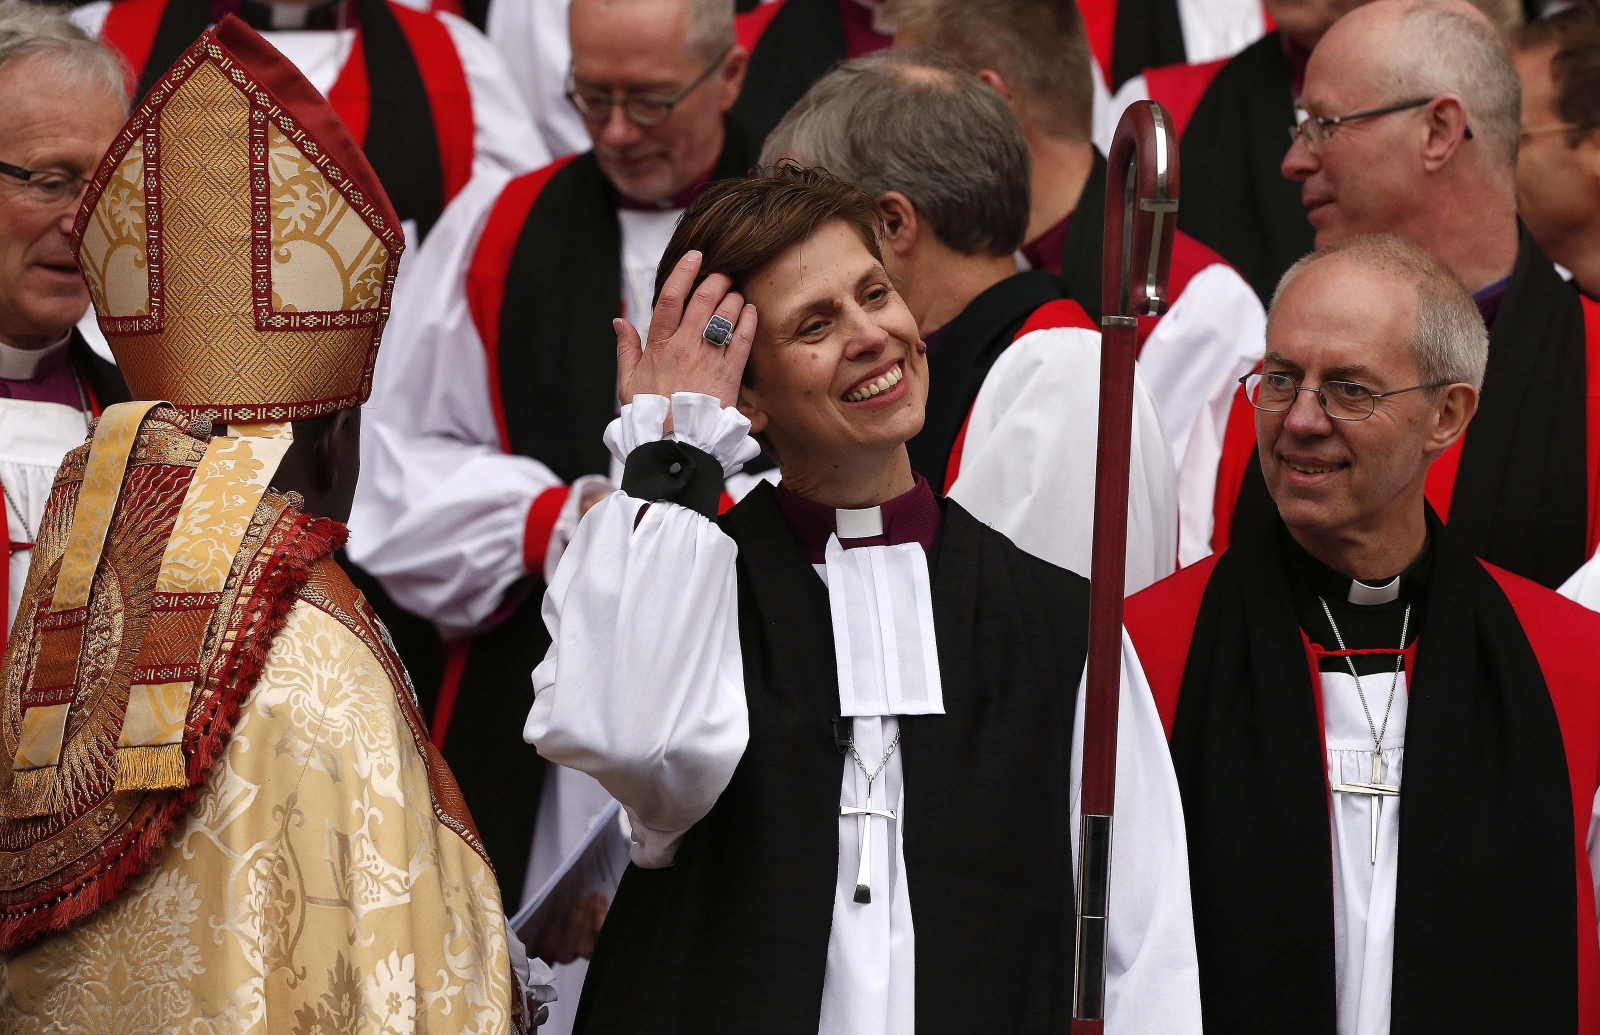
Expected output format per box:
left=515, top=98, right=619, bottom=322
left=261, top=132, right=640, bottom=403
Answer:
left=569, top=481, right=1089, bottom=1034
left=1174, top=31, right=1312, bottom=304
left=907, top=270, right=1093, bottom=491
left=1216, top=231, right=1600, bottom=588
left=421, top=125, right=759, bottom=899
left=1124, top=511, right=1600, bottom=1035
left=731, top=0, right=891, bottom=148
left=97, top=0, right=475, bottom=240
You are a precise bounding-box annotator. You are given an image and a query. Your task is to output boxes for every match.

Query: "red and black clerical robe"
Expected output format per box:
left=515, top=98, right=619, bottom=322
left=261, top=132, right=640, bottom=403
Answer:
left=905, top=270, right=1096, bottom=492
left=1162, top=31, right=1312, bottom=304
left=1125, top=510, right=1600, bottom=1035
left=426, top=125, right=758, bottom=900
left=98, top=0, right=473, bottom=239
left=730, top=0, right=891, bottom=148
left=1215, top=231, right=1600, bottom=589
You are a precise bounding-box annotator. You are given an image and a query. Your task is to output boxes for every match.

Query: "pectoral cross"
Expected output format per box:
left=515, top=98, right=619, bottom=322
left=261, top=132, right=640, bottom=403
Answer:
left=840, top=785, right=896, bottom=904
left=1331, top=749, right=1400, bottom=864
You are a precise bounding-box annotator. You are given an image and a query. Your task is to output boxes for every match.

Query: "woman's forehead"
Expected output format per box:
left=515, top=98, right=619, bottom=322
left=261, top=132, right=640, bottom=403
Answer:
left=749, top=222, right=881, bottom=313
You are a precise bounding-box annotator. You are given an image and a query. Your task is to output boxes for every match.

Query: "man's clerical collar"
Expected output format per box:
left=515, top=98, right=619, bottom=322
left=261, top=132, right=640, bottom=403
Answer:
left=613, top=164, right=716, bottom=212
left=1471, top=272, right=1512, bottom=329
left=0, top=333, right=70, bottom=382
left=774, top=474, right=942, bottom=564
left=1280, top=522, right=1435, bottom=609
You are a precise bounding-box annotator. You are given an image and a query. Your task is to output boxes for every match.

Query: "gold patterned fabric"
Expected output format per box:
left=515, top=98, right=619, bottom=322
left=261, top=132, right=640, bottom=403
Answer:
left=0, top=566, right=514, bottom=1034
left=71, top=18, right=404, bottom=423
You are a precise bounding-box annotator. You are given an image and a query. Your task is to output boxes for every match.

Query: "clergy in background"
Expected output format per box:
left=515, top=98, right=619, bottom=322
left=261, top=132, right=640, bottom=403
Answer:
left=1513, top=4, right=1600, bottom=302
left=0, top=19, right=520, bottom=1031
left=73, top=0, right=545, bottom=247
left=0, top=4, right=130, bottom=653
left=1197, top=0, right=1600, bottom=588
left=762, top=50, right=1180, bottom=590
left=885, top=2, right=1267, bottom=485
left=1126, top=234, right=1600, bottom=1035
left=1104, top=0, right=1364, bottom=304
left=350, top=0, right=757, bottom=911
left=526, top=165, right=1201, bottom=1034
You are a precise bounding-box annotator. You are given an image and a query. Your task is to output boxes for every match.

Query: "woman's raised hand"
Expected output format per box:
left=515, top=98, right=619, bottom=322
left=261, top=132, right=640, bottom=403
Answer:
left=616, top=250, right=757, bottom=411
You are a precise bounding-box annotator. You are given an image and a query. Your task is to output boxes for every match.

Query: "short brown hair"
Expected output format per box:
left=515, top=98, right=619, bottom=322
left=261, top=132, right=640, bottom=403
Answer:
left=884, top=0, right=1093, bottom=142
left=1517, top=4, right=1600, bottom=144
left=652, top=164, right=883, bottom=303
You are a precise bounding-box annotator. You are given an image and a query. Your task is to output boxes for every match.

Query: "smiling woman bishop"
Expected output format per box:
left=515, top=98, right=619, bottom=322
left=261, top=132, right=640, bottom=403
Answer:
left=523, top=165, right=1203, bottom=1035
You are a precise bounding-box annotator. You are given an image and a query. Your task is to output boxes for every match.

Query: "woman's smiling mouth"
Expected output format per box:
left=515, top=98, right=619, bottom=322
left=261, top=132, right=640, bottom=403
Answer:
left=843, top=360, right=904, bottom=403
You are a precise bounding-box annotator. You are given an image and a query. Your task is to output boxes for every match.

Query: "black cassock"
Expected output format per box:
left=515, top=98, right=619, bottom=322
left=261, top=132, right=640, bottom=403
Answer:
left=573, top=468, right=1090, bottom=1035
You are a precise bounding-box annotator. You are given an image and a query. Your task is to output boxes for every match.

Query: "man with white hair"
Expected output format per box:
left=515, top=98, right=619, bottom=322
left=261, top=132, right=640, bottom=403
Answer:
left=0, top=2, right=128, bottom=652
left=1199, top=0, right=1600, bottom=590
left=349, top=0, right=755, bottom=914
left=1127, top=233, right=1600, bottom=1035
left=763, top=51, right=1181, bottom=591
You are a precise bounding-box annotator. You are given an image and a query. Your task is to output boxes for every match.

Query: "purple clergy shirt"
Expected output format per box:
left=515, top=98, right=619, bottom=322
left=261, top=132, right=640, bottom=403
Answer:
left=0, top=338, right=83, bottom=409
left=772, top=474, right=941, bottom=565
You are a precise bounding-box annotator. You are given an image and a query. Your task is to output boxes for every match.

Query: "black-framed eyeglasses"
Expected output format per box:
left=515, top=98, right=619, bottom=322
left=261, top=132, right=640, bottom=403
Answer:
left=566, top=46, right=732, bottom=128
left=1289, top=97, right=1473, bottom=154
left=0, top=158, right=91, bottom=208
left=1240, top=371, right=1449, bottom=421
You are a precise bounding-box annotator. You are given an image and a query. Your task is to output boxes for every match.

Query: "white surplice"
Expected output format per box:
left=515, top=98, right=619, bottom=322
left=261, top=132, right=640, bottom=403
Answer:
left=0, top=344, right=91, bottom=636
left=946, top=325, right=1179, bottom=594
left=526, top=392, right=1203, bottom=1034
left=1316, top=662, right=1600, bottom=1035
left=347, top=170, right=777, bottom=633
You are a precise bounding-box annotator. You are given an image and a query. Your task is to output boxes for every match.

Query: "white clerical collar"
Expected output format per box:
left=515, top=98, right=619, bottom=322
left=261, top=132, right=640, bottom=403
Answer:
left=1347, top=575, right=1402, bottom=606
left=0, top=334, right=70, bottom=381
left=836, top=505, right=883, bottom=540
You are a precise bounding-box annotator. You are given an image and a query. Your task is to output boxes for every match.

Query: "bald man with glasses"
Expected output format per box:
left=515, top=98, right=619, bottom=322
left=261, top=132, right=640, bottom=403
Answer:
left=0, top=3, right=128, bottom=656
left=345, top=0, right=764, bottom=968
left=1187, top=0, right=1600, bottom=594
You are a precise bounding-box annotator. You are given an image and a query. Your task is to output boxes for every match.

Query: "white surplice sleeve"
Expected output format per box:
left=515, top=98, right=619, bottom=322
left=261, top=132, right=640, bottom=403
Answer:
left=526, top=394, right=760, bottom=868
left=1560, top=553, right=1600, bottom=614
left=1135, top=262, right=1266, bottom=474
left=439, top=12, right=550, bottom=180
left=947, top=326, right=1179, bottom=595
left=348, top=172, right=566, bottom=633
left=1071, top=632, right=1204, bottom=1034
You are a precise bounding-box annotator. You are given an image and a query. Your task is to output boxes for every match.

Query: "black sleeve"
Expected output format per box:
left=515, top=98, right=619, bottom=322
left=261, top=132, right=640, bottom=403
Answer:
left=620, top=440, right=724, bottom=519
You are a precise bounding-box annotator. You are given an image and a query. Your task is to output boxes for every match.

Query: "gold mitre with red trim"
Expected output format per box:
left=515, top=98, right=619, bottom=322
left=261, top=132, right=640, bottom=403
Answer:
left=72, top=16, right=404, bottom=422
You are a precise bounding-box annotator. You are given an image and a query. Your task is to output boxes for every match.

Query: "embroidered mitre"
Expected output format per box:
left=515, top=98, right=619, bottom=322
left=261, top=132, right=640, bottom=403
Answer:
left=0, top=19, right=402, bottom=953
left=73, top=13, right=404, bottom=422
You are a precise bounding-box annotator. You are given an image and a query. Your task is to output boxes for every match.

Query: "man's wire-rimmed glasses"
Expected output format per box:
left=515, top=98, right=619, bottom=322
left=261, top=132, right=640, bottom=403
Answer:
left=0, top=158, right=90, bottom=208
left=1289, top=97, right=1472, bottom=155
left=1240, top=371, right=1449, bottom=421
left=566, top=46, right=732, bottom=128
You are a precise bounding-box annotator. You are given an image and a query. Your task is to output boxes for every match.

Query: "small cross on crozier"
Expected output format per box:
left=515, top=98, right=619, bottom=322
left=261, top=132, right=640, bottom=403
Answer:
left=841, top=786, right=896, bottom=904
left=1331, top=749, right=1400, bottom=864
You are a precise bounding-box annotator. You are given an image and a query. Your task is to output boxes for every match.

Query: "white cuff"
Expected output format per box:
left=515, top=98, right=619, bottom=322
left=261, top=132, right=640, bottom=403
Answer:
left=544, top=473, right=615, bottom=584
left=604, top=393, right=762, bottom=477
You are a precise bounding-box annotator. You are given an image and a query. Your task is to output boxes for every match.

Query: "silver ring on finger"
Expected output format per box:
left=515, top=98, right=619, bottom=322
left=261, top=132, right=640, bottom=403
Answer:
left=702, top=314, right=736, bottom=348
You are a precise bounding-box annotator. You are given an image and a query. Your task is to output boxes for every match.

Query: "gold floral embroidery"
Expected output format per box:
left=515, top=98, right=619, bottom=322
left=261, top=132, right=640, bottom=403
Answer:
left=0, top=603, right=512, bottom=1034
left=267, top=124, right=389, bottom=314
left=77, top=135, right=150, bottom=319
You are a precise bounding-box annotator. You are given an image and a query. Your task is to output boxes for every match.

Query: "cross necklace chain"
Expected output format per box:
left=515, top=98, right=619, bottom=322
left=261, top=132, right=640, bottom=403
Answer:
left=840, top=727, right=901, bottom=904
left=1321, top=597, right=1410, bottom=864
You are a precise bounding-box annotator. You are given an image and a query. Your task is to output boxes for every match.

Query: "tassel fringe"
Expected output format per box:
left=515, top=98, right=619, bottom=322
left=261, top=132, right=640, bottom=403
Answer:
left=0, top=766, right=62, bottom=819
left=114, top=745, right=187, bottom=791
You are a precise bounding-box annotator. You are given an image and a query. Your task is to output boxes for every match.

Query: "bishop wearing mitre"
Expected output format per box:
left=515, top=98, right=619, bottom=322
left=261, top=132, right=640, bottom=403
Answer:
left=0, top=19, right=524, bottom=1032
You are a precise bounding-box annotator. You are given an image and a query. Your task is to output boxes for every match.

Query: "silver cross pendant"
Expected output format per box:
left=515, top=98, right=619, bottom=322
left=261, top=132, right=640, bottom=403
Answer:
left=1331, top=749, right=1401, bottom=864
left=840, top=784, right=896, bottom=904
